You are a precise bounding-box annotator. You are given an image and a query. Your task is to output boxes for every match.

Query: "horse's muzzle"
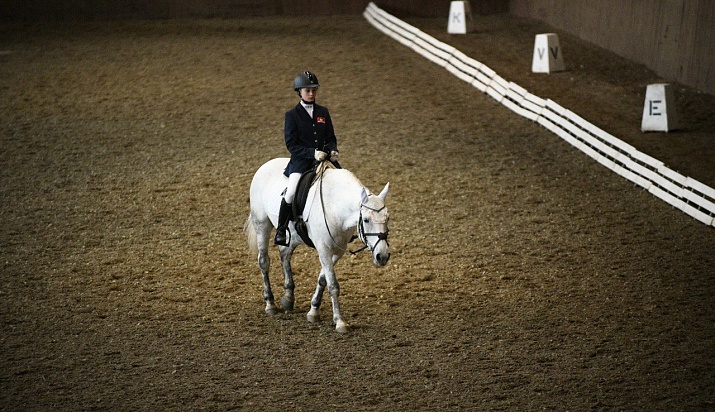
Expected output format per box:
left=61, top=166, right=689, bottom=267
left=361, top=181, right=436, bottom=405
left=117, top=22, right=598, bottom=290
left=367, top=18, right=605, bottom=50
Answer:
left=374, top=251, right=390, bottom=266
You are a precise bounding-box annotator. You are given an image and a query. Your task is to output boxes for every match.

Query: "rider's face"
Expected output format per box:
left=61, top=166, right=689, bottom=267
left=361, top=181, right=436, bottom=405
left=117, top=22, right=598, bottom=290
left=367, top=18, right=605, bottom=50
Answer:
left=300, top=87, right=318, bottom=102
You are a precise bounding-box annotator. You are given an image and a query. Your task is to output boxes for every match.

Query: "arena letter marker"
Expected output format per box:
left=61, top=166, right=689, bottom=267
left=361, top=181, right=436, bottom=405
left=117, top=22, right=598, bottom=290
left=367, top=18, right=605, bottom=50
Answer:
left=531, top=33, right=565, bottom=73
left=447, top=1, right=475, bottom=34
left=641, top=83, right=679, bottom=132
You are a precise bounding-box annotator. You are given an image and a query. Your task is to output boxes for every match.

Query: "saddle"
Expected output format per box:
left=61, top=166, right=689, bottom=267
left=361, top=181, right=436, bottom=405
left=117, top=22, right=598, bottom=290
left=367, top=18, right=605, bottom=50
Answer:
left=290, top=161, right=335, bottom=249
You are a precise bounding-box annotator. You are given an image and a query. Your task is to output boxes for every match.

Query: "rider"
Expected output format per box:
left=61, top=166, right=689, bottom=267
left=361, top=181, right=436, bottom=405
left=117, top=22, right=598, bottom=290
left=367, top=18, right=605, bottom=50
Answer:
left=274, top=71, right=341, bottom=246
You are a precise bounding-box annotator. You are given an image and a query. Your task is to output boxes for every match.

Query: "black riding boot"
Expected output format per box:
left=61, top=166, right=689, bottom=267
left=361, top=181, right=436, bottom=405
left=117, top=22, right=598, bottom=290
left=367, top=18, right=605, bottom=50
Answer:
left=273, top=199, right=292, bottom=246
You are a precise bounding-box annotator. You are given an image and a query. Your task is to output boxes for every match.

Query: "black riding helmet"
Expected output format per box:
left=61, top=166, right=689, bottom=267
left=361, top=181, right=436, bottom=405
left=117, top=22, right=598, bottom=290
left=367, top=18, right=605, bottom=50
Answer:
left=293, top=71, right=319, bottom=91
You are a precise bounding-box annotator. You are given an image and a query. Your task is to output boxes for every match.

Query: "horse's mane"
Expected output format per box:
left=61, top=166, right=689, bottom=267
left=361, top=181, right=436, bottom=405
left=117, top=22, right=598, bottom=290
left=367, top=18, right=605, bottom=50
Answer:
left=310, top=160, right=335, bottom=184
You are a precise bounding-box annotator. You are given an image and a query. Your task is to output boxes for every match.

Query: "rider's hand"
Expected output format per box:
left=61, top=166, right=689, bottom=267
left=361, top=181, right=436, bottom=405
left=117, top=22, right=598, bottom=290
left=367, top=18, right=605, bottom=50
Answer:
left=314, top=150, right=328, bottom=161
left=330, top=151, right=340, bottom=162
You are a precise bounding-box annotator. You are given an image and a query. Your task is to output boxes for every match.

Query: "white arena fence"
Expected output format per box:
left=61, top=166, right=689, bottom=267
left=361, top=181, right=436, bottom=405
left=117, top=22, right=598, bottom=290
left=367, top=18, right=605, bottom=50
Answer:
left=363, top=2, right=715, bottom=227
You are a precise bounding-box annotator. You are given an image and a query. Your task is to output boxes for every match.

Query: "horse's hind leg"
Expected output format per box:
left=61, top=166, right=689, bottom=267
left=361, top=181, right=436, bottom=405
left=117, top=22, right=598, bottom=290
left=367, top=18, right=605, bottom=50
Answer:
left=255, top=220, right=278, bottom=315
left=260, top=252, right=278, bottom=315
left=306, top=259, right=333, bottom=323
left=307, top=272, right=326, bottom=323
left=279, top=243, right=297, bottom=312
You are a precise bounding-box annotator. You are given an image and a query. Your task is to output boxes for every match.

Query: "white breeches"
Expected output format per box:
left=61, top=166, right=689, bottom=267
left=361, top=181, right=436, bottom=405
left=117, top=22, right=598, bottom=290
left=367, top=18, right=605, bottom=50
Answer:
left=284, top=172, right=302, bottom=204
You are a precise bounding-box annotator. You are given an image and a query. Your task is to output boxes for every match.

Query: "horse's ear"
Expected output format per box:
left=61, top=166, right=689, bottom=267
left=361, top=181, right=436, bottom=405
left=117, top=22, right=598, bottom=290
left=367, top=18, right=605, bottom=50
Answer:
left=378, top=182, right=389, bottom=201
left=361, top=187, right=370, bottom=205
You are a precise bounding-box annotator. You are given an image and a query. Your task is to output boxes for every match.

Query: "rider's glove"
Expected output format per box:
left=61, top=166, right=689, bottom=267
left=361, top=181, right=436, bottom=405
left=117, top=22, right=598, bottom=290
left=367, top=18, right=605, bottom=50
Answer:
left=330, top=151, right=340, bottom=162
left=314, top=150, right=328, bottom=161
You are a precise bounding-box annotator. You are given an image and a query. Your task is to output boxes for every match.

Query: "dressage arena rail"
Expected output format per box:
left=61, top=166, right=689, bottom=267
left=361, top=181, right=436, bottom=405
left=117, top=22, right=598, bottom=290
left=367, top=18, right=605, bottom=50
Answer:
left=363, top=2, right=715, bottom=228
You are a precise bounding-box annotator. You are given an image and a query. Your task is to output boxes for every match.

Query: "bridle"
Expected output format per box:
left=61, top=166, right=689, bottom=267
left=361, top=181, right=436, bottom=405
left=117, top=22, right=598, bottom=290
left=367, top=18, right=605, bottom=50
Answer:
left=354, top=203, right=390, bottom=255
left=316, top=162, right=389, bottom=255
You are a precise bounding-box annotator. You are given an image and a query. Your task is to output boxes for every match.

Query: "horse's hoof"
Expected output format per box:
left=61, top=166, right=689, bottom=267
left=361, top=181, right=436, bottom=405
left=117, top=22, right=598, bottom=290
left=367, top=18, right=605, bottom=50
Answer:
left=335, top=321, right=349, bottom=334
left=307, top=310, right=320, bottom=323
left=281, top=296, right=294, bottom=312
left=265, top=305, right=278, bottom=315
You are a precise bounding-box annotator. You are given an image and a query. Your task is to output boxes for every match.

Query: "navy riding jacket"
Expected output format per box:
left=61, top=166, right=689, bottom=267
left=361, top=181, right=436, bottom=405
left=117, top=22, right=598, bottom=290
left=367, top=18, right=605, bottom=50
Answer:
left=283, top=102, right=340, bottom=176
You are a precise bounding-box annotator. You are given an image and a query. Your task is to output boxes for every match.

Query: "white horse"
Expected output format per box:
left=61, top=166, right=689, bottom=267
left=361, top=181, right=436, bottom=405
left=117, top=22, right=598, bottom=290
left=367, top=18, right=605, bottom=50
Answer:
left=244, top=158, right=390, bottom=333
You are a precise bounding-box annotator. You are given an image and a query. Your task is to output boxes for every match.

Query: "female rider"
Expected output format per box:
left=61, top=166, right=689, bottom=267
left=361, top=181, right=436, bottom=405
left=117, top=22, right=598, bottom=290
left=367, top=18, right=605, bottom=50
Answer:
left=275, top=71, right=341, bottom=245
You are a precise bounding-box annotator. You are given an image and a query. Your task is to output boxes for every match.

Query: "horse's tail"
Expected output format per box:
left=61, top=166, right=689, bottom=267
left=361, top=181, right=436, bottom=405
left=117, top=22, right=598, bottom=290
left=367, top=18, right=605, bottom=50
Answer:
left=243, top=212, right=258, bottom=255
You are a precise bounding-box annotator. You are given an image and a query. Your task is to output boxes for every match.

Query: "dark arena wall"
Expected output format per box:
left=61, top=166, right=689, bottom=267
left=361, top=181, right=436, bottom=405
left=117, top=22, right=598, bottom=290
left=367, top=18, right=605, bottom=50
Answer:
left=1, top=0, right=711, bottom=94
left=510, top=0, right=715, bottom=97
left=0, top=0, right=507, bottom=20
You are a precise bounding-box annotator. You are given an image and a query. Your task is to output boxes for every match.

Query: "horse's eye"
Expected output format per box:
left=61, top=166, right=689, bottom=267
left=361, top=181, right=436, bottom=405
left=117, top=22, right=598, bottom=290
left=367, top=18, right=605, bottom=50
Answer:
left=363, top=218, right=369, bottom=224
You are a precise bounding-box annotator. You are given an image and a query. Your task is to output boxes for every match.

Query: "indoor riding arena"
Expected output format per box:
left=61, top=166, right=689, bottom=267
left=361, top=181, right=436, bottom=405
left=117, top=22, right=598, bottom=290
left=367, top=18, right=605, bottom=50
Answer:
left=2, top=1, right=714, bottom=410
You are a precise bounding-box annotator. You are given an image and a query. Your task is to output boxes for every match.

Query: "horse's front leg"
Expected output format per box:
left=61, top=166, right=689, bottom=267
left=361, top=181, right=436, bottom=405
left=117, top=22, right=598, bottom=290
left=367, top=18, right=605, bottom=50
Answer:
left=307, top=251, right=341, bottom=324
left=319, top=253, right=348, bottom=333
left=278, top=243, right=297, bottom=312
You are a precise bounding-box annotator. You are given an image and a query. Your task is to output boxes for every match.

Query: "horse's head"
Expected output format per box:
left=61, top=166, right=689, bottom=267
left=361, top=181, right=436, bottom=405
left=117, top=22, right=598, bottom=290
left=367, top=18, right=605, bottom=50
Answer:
left=359, top=183, right=390, bottom=266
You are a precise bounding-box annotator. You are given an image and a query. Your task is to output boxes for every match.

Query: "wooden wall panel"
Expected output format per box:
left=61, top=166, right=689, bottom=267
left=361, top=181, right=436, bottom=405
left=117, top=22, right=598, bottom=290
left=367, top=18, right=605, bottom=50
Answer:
left=688, top=0, right=715, bottom=93
left=510, top=0, right=715, bottom=95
